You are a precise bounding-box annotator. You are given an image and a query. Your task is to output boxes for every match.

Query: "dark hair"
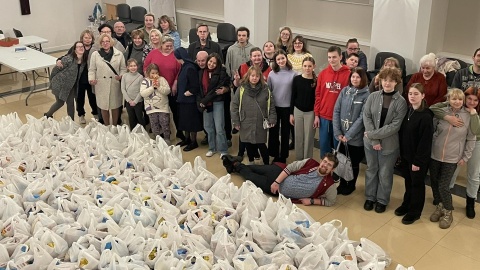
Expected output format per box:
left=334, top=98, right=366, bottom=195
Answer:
left=145, top=63, right=159, bottom=78
left=323, top=152, right=339, bottom=169
left=378, top=67, right=402, bottom=84
left=97, top=23, right=113, bottom=34
left=206, top=53, right=223, bottom=71
left=347, top=53, right=359, bottom=59
left=237, top=26, right=250, bottom=38
left=346, top=38, right=359, bottom=47
left=249, top=47, right=262, bottom=57
left=464, top=86, right=480, bottom=112
left=327, top=46, right=342, bottom=56
left=197, top=24, right=209, bottom=31
left=70, top=41, right=87, bottom=63
left=349, top=67, right=368, bottom=89
left=158, top=15, right=176, bottom=32
left=302, top=56, right=317, bottom=88
left=272, top=49, right=292, bottom=72
left=474, top=48, right=480, bottom=57
left=241, top=65, right=265, bottom=86
left=292, top=35, right=310, bottom=54
left=408, top=83, right=427, bottom=111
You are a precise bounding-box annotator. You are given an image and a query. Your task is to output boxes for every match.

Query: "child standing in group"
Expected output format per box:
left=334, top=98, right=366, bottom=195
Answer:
left=231, top=65, right=277, bottom=165
left=140, top=63, right=171, bottom=144
left=121, top=59, right=145, bottom=129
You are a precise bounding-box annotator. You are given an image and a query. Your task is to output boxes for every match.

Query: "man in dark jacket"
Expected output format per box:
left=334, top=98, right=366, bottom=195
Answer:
left=188, top=25, right=223, bottom=62
left=113, top=22, right=132, bottom=50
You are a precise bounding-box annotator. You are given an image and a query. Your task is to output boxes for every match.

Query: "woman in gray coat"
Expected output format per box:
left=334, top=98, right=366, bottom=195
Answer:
left=231, top=65, right=277, bottom=165
left=45, top=41, right=86, bottom=120
left=363, top=67, right=407, bottom=213
left=333, top=67, right=370, bottom=195
left=88, top=34, right=127, bottom=125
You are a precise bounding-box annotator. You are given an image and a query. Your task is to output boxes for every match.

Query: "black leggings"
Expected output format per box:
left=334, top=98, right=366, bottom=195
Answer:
left=236, top=163, right=283, bottom=195
left=245, top=143, right=269, bottom=164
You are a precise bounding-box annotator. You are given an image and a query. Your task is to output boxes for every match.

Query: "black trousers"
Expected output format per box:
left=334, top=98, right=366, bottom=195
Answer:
left=76, top=82, right=97, bottom=117
left=168, top=94, right=181, bottom=136
left=236, top=163, right=283, bottom=196
left=125, top=101, right=146, bottom=129
left=245, top=143, right=269, bottom=165
left=400, top=159, right=429, bottom=216
left=268, top=107, right=291, bottom=162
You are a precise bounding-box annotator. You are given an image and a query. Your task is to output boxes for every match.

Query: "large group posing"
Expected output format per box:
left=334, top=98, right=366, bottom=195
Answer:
left=46, top=13, right=480, bottom=230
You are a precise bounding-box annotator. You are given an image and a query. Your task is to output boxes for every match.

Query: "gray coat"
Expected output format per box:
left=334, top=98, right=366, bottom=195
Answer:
left=333, top=85, right=370, bottom=147
left=50, top=55, right=85, bottom=102
left=231, top=83, right=277, bottom=144
left=363, top=90, right=407, bottom=154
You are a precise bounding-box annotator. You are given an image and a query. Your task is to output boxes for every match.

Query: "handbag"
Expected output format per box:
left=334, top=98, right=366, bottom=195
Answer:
left=333, top=142, right=354, bottom=181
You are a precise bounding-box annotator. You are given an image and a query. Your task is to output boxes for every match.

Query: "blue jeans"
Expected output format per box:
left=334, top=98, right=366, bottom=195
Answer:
left=319, top=117, right=338, bottom=157
left=204, top=101, right=228, bottom=154
left=364, top=144, right=399, bottom=205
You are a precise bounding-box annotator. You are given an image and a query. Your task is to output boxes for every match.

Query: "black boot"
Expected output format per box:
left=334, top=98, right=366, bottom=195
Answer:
left=466, top=196, right=476, bottom=219
left=336, top=178, right=347, bottom=195
left=342, top=179, right=357, bottom=195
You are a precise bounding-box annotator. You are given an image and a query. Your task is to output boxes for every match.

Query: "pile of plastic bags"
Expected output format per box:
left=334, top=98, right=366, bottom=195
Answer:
left=0, top=113, right=414, bottom=270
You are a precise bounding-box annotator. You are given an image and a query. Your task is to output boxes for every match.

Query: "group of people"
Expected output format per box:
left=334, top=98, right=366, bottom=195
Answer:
left=45, top=16, right=480, bottom=229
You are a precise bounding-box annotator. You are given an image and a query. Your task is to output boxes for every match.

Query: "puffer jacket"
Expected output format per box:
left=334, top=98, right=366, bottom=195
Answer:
left=231, top=83, right=277, bottom=144
left=333, top=85, right=370, bottom=147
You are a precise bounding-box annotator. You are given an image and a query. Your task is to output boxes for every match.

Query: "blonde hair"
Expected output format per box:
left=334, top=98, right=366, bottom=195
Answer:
left=96, top=33, right=114, bottom=47
left=419, top=53, right=436, bottom=68
left=149, top=29, right=162, bottom=47
left=447, top=88, right=465, bottom=101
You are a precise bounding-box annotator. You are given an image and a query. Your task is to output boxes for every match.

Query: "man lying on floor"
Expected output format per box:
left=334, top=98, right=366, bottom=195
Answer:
left=222, top=153, right=339, bottom=206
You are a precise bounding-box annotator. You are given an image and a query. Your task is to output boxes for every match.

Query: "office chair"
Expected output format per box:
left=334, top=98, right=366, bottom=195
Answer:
left=125, top=6, right=147, bottom=34
left=107, top=3, right=132, bottom=27
left=367, top=52, right=407, bottom=85
left=188, top=27, right=212, bottom=44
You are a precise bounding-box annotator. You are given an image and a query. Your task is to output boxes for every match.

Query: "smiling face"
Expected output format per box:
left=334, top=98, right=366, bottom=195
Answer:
left=74, top=43, right=85, bottom=55
left=82, top=33, right=93, bottom=46
left=318, top=157, right=335, bottom=175
left=250, top=51, right=263, bottom=66
left=466, top=94, right=479, bottom=110
left=275, top=53, right=287, bottom=68
left=421, top=63, right=435, bottom=79
left=293, top=40, right=304, bottom=53
left=449, top=96, right=464, bottom=110
left=114, top=22, right=125, bottom=36
left=346, top=56, right=359, bottom=69
left=150, top=32, right=160, bottom=45
left=473, top=50, right=480, bottom=70
left=302, top=60, right=315, bottom=76
left=100, top=36, right=111, bottom=50
left=280, top=30, right=290, bottom=43
left=381, top=76, right=397, bottom=92
left=263, top=42, right=275, bottom=54
left=350, top=72, right=361, bottom=88
left=128, top=62, right=138, bottom=73
left=327, top=51, right=341, bottom=69
left=133, top=35, right=143, bottom=46
left=408, top=87, right=425, bottom=108
left=159, top=20, right=170, bottom=32
left=161, top=41, right=173, bottom=54
left=207, top=57, right=217, bottom=70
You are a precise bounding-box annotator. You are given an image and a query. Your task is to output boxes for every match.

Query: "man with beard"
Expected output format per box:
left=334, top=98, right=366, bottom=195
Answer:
left=452, top=48, right=480, bottom=90
left=222, top=153, right=339, bottom=206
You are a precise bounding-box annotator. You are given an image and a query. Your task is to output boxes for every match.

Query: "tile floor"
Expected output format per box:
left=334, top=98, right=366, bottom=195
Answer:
left=1, top=51, right=480, bottom=269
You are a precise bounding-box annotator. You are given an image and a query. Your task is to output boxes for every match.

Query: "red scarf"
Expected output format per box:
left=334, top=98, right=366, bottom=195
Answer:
left=202, top=69, right=214, bottom=106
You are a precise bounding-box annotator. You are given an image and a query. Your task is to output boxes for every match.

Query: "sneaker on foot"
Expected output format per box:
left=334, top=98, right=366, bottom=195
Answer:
left=206, top=150, right=216, bottom=157
left=79, top=115, right=86, bottom=124
left=439, top=209, right=453, bottom=229
left=430, top=202, right=444, bottom=222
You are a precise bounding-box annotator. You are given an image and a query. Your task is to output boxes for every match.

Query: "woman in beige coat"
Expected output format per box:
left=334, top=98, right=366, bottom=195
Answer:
left=88, top=33, right=127, bottom=125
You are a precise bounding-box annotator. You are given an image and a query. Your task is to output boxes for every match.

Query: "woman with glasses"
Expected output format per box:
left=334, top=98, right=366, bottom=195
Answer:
left=276, top=26, right=293, bottom=54
left=144, top=35, right=182, bottom=142
left=88, top=34, right=127, bottom=125
left=341, top=38, right=367, bottom=70
left=287, top=35, right=313, bottom=74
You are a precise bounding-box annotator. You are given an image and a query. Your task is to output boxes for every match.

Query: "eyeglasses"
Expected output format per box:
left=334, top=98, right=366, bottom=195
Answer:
left=347, top=47, right=359, bottom=51
left=101, top=40, right=111, bottom=44
left=281, top=32, right=290, bottom=36
left=101, top=31, right=112, bottom=34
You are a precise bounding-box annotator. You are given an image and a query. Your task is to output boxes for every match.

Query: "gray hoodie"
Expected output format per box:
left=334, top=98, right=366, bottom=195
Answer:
left=225, top=41, right=255, bottom=77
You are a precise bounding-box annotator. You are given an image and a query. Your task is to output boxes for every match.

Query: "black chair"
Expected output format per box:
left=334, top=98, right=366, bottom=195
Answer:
left=12, top=28, right=42, bottom=51
left=107, top=3, right=131, bottom=27
left=216, top=23, right=236, bottom=50
left=0, top=30, right=3, bottom=34
left=367, top=52, right=407, bottom=84
left=12, top=28, right=23, bottom=38
left=125, top=6, right=147, bottom=34
left=188, top=28, right=211, bottom=44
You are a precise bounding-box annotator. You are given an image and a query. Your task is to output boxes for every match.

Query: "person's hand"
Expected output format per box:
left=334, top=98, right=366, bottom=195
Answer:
left=458, top=159, right=466, bottom=166
left=129, top=101, right=136, bottom=106
left=290, top=115, right=295, bottom=126
left=184, top=91, right=193, bottom=96
left=199, top=103, right=205, bottom=108
left=465, top=107, right=478, bottom=115
left=171, top=84, right=177, bottom=96
left=374, top=75, right=379, bottom=85
left=299, top=198, right=313, bottom=206
left=89, top=80, right=97, bottom=85
left=215, top=87, right=226, bottom=95
left=234, top=125, right=240, bottom=130
left=364, top=131, right=368, bottom=138
left=338, top=135, right=348, bottom=143
left=56, top=60, right=63, bottom=68
left=152, top=80, right=159, bottom=88
left=270, top=182, right=280, bottom=194
left=234, top=70, right=240, bottom=81
left=373, top=144, right=382, bottom=151
left=445, top=115, right=464, bottom=127
left=313, top=116, right=320, bottom=128
left=269, top=123, right=275, bottom=128
left=412, top=164, right=420, bottom=171
left=115, top=75, right=122, bottom=81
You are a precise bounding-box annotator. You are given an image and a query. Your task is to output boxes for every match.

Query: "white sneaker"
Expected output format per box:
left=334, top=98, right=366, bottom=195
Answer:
left=220, top=153, right=227, bottom=159
left=79, top=115, right=86, bottom=124
left=206, top=150, right=216, bottom=157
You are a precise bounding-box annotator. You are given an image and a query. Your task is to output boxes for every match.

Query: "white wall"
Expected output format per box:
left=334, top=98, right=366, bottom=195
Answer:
left=0, top=0, right=100, bottom=52
left=426, top=0, right=448, bottom=55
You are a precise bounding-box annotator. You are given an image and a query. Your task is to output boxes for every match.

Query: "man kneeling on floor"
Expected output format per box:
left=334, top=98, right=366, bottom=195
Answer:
left=222, top=153, right=339, bottom=206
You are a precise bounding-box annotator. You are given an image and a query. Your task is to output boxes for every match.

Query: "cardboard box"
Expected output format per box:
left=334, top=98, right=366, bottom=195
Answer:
left=0, top=37, right=20, bottom=47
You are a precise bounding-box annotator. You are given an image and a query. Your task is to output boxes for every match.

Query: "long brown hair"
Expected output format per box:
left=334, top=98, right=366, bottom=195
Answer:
left=464, top=87, right=480, bottom=112
left=240, top=65, right=266, bottom=86
left=302, top=56, right=317, bottom=88
left=408, top=83, right=427, bottom=111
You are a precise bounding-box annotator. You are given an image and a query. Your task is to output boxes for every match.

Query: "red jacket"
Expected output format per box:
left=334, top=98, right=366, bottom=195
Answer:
left=239, top=60, right=272, bottom=81
left=314, top=65, right=351, bottom=120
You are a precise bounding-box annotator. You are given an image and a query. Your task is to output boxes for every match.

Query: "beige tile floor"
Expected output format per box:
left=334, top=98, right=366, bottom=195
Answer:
left=1, top=52, right=479, bottom=269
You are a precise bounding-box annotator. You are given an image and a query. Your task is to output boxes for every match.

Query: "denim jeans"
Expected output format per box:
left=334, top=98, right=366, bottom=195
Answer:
left=204, top=101, right=228, bottom=154
left=319, top=117, right=338, bottom=158
left=364, top=144, right=399, bottom=205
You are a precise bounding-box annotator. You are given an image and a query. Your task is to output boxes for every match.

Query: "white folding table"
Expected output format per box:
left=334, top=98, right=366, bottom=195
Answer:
left=0, top=45, right=57, bottom=105
left=18, top=35, right=49, bottom=52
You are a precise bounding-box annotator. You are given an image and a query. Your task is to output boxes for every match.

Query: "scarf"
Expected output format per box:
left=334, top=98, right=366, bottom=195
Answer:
left=202, top=68, right=215, bottom=107
left=99, top=48, right=114, bottom=62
